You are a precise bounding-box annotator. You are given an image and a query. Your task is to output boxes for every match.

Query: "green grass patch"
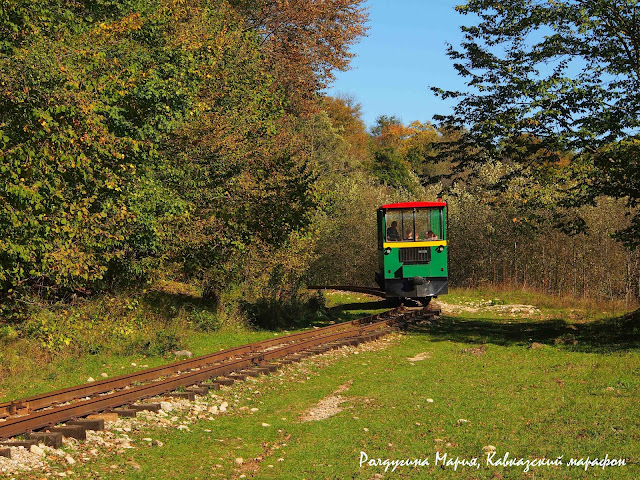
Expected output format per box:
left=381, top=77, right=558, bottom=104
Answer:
left=0, top=284, right=333, bottom=403
left=21, top=289, right=635, bottom=479
left=3, top=288, right=639, bottom=479
left=447, top=286, right=635, bottom=321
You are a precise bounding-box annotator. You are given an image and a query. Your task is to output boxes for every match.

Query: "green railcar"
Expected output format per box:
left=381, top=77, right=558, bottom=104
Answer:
left=375, top=201, right=448, bottom=303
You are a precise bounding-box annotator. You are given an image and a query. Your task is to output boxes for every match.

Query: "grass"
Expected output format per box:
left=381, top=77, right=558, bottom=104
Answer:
left=3, top=288, right=640, bottom=479
left=446, top=286, right=635, bottom=321
left=0, top=284, right=334, bottom=403
left=0, top=285, right=384, bottom=403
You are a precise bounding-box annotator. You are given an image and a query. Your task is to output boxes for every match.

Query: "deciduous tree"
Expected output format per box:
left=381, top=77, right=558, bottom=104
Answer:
left=230, top=0, right=368, bottom=112
left=434, top=0, right=640, bottom=247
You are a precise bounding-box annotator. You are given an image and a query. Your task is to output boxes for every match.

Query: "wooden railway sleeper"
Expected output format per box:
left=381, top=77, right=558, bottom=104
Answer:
left=29, top=431, right=63, bottom=448
left=215, top=378, right=235, bottom=386
left=186, top=385, right=209, bottom=396
left=47, top=425, right=86, bottom=441
left=0, top=310, right=406, bottom=441
left=111, top=408, right=138, bottom=418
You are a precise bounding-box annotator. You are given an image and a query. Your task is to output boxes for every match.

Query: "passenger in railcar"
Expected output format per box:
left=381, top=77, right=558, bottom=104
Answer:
left=386, top=221, right=400, bottom=241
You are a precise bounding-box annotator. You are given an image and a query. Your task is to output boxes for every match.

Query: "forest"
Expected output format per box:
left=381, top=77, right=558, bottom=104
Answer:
left=1, top=0, right=639, bottom=336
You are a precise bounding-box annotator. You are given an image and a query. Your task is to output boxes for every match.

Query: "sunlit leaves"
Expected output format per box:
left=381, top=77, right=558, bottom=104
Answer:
left=230, top=0, right=368, bottom=113
left=0, top=0, right=369, bottom=315
left=435, top=0, right=640, bottom=247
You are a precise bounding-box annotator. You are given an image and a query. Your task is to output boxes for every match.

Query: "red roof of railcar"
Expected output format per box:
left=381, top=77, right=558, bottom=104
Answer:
left=379, top=201, right=447, bottom=209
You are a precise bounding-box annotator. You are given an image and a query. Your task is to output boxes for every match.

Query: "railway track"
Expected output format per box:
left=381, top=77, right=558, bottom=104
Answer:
left=0, top=304, right=439, bottom=446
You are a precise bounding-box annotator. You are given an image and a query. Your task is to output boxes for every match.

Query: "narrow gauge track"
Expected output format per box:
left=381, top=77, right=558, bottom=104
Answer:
left=0, top=307, right=389, bottom=418
left=0, top=305, right=439, bottom=441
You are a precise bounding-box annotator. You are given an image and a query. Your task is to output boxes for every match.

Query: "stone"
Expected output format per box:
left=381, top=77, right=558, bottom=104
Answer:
left=235, top=457, right=244, bottom=465
left=174, top=350, right=193, bottom=358
left=30, top=445, right=45, bottom=457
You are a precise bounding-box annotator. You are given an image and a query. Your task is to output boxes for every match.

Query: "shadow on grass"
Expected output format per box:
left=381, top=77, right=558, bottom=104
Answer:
left=410, top=309, right=640, bottom=353
left=141, top=289, right=337, bottom=331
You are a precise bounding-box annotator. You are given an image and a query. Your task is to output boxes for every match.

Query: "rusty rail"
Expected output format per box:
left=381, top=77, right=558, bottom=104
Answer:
left=0, top=306, right=438, bottom=439
left=0, top=308, right=399, bottom=418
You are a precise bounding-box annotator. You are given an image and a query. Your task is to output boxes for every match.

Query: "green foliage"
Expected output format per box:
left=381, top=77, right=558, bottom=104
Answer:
left=0, top=1, right=195, bottom=310
left=190, top=309, right=221, bottom=332
left=434, top=0, right=640, bottom=247
left=241, top=291, right=329, bottom=330
left=1, top=0, right=370, bottom=317
left=146, top=329, right=180, bottom=356
left=0, top=324, right=18, bottom=342
left=0, top=0, right=155, bottom=54
left=23, top=312, right=74, bottom=351
left=370, top=147, right=417, bottom=191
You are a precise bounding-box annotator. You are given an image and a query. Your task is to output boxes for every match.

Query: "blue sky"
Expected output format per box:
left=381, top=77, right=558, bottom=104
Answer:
left=326, top=0, right=469, bottom=129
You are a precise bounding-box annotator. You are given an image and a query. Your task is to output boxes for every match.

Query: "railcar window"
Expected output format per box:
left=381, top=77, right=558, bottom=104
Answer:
left=386, top=208, right=445, bottom=241
left=385, top=211, right=402, bottom=241
left=400, top=209, right=414, bottom=240
left=385, top=210, right=416, bottom=241
left=413, top=208, right=445, bottom=240
left=415, top=210, right=431, bottom=240
left=431, top=208, right=444, bottom=239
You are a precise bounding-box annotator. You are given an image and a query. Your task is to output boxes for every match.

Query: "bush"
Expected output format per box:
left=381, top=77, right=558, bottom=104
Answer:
left=241, top=291, right=329, bottom=330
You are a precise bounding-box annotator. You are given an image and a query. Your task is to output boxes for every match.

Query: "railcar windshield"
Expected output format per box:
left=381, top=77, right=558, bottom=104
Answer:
left=385, top=208, right=444, bottom=242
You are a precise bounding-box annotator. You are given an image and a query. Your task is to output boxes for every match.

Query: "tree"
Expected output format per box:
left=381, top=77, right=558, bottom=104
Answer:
left=433, top=0, right=640, bottom=247
left=370, top=115, right=404, bottom=140
left=229, top=0, right=368, bottom=113
left=321, top=94, right=370, bottom=163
